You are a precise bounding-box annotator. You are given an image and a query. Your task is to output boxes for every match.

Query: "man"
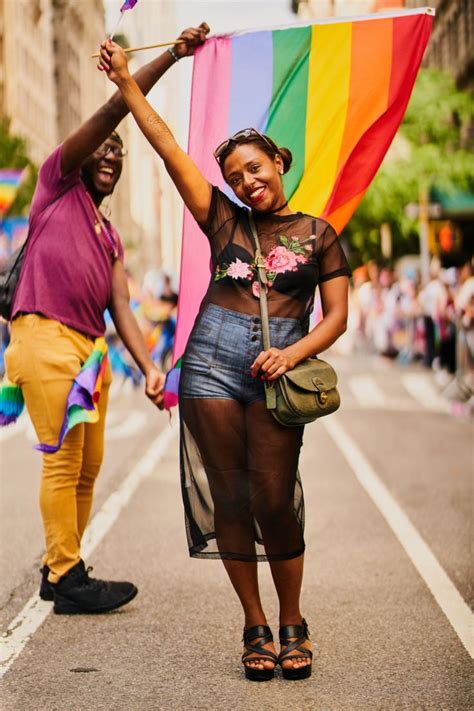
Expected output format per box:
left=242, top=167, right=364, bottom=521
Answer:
left=5, top=23, right=209, bottom=614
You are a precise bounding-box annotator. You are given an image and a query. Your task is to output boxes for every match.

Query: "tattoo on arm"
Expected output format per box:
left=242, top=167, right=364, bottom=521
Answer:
left=145, top=112, right=170, bottom=136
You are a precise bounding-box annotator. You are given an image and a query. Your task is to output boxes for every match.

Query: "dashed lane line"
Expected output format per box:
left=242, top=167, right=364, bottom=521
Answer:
left=401, top=373, right=449, bottom=413
left=104, top=411, right=148, bottom=442
left=0, top=421, right=179, bottom=680
left=322, top=416, right=473, bottom=659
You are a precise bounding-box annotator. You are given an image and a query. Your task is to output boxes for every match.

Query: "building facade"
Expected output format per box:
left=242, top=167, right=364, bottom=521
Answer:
left=405, top=0, right=473, bottom=89
left=0, top=0, right=158, bottom=273
left=0, top=0, right=57, bottom=164
left=292, top=0, right=404, bottom=18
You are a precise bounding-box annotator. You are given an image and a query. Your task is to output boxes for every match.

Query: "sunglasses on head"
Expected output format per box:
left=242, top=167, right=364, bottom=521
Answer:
left=213, top=128, right=274, bottom=164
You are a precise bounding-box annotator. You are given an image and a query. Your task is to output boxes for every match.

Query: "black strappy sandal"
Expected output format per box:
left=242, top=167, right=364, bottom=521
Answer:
left=241, top=624, right=278, bottom=682
left=278, top=618, right=313, bottom=680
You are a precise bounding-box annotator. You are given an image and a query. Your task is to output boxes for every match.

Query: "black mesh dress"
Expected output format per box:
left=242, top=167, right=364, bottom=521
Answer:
left=179, top=187, right=351, bottom=561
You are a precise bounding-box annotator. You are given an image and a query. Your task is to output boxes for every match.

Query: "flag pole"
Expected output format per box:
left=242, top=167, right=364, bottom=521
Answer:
left=108, top=12, right=124, bottom=41
left=91, top=39, right=184, bottom=59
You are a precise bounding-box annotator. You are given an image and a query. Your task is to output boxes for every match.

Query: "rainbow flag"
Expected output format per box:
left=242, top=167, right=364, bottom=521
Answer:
left=0, top=169, right=25, bottom=217
left=0, top=380, right=25, bottom=425
left=0, top=339, right=109, bottom=450
left=165, top=8, right=433, bottom=406
left=36, top=338, right=109, bottom=453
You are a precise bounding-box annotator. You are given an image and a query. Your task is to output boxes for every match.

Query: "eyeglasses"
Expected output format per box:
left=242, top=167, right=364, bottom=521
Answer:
left=95, top=142, right=128, bottom=159
left=213, top=128, right=274, bottom=164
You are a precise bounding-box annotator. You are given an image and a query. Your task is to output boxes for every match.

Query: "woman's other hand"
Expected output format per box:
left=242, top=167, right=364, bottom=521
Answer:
left=251, top=347, right=296, bottom=382
left=98, top=39, right=130, bottom=85
left=145, top=366, right=166, bottom=409
left=173, top=22, right=210, bottom=59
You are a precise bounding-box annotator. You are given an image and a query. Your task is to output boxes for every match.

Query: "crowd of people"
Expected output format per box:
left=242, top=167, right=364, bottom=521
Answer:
left=105, top=267, right=178, bottom=384
left=348, top=256, right=474, bottom=405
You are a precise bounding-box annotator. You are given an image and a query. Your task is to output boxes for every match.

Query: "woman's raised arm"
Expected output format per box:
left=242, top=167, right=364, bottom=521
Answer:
left=60, top=24, right=209, bottom=178
left=99, top=40, right=212, bottom=224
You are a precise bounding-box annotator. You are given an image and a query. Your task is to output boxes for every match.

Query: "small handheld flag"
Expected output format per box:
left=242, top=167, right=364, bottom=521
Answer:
left=108, top=0, right=139, bottom=41
left=120, top=0, right=138, bottom=11
left=0, top=169, right=25, bottom=217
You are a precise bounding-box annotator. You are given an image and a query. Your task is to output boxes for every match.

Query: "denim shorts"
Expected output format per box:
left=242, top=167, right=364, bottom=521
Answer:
left=180, top=304, right=304, bottom=404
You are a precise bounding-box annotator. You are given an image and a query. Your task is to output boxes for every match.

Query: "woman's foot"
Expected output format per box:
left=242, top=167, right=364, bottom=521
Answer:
left=278, top=619, right=313, bottom=680
left=242, top=625, right=278, bottom=681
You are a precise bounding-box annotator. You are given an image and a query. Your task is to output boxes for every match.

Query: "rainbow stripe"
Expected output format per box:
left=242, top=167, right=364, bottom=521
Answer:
left=0, top=169, right=25, bottom=216
left=0, top=380, right=25, bottom=425
left=165, top=10, right=433, bottom=406
left=36, top=338, right=109, bottom=453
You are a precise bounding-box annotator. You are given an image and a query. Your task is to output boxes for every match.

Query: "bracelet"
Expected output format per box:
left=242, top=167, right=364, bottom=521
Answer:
left=167, top=47, right=180, bottom=63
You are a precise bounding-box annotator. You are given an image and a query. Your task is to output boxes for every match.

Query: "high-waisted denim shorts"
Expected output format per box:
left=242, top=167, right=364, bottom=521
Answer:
left=180, top=304, right=304, bottom=404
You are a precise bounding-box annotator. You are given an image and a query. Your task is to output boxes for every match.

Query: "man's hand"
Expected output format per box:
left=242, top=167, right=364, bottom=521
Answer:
left=173, top=22, right=210, bottom=59
left=145, top=367, right=166, bottom=409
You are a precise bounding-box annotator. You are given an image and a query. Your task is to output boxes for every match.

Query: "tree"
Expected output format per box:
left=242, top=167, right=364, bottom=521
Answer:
left=344, top=69, right=474, bottom=265
left=0, top=118, right=38, bottom=216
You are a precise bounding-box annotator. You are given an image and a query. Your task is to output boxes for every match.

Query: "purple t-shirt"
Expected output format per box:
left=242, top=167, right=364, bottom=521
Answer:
left=13, top=145, right=123, bottom=338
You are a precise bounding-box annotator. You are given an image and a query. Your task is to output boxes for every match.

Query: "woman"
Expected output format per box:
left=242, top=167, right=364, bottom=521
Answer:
left=4, top=24, right=208, bottom=616
left=99, top=40, right=350, bottom=679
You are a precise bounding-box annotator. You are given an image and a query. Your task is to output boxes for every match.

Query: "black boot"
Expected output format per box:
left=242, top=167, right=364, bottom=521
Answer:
left=53, top=560, right=138, bottom=615
left=39, top=565, right=55, bottom=601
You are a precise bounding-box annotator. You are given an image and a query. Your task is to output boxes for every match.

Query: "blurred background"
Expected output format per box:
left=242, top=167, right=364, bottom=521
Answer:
left=0, top=0, right=473, bottom=404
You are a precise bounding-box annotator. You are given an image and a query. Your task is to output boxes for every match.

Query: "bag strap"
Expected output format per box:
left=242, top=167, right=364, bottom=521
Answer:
left=248, top=212, right=276, bottom=410
left=248, top=212, right=271, bottom=350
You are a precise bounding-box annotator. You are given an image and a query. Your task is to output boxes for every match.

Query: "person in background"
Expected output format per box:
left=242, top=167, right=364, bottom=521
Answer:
left=4, top=23, right=209, bottom=615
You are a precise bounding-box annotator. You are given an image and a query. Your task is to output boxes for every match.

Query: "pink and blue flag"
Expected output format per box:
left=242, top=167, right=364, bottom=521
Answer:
left=120, top=0, right=138, bottom=12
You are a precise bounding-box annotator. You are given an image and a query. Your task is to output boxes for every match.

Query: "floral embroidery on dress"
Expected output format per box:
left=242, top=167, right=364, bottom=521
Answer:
left=214, top=233, right=316, bottom=298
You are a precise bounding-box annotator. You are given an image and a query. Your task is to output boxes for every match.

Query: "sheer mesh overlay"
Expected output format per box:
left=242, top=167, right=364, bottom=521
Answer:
left=179, top=187, right=351, bottom=561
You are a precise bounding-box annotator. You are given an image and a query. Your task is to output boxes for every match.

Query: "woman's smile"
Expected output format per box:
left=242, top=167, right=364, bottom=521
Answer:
left=248, top=185, right=266, bottom=204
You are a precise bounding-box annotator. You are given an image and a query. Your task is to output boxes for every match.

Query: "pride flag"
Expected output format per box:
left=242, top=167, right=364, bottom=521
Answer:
left=36, top=338, right=108, bottom=453
left=0, top=169, right=25, bottom=217
left=165, top=8, right=433, bottom=405
left=0, top=338, right=108, bottom=451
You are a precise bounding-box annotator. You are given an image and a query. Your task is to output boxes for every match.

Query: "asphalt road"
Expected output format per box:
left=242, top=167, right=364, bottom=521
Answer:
left=0, top=353, right=472, bottom=710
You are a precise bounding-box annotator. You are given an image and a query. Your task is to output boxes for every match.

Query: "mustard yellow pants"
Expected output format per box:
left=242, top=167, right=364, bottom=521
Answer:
left=5, top=314, right=112, bottom=583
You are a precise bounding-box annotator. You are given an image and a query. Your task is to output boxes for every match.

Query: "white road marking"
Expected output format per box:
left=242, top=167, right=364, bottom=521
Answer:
left=4, top=408, right=146, bottom=445
left=322, top=416, right=473, bottom=659
left=105, top=411, right=148, bottom=442
left=0, top=422, right=179, bottom=680
left=348, top=375, right=388, bottom=408
left=402, top=373, right=449, bottom=413
left=347, top=374, right=432, bottom=412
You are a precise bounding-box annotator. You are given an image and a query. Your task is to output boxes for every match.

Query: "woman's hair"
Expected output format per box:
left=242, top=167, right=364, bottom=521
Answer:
left=219, top=132, right=293, bottom=175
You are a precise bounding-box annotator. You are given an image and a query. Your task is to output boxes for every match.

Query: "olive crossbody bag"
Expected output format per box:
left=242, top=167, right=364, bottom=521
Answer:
left=248, top=212, right=340, bottom=427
